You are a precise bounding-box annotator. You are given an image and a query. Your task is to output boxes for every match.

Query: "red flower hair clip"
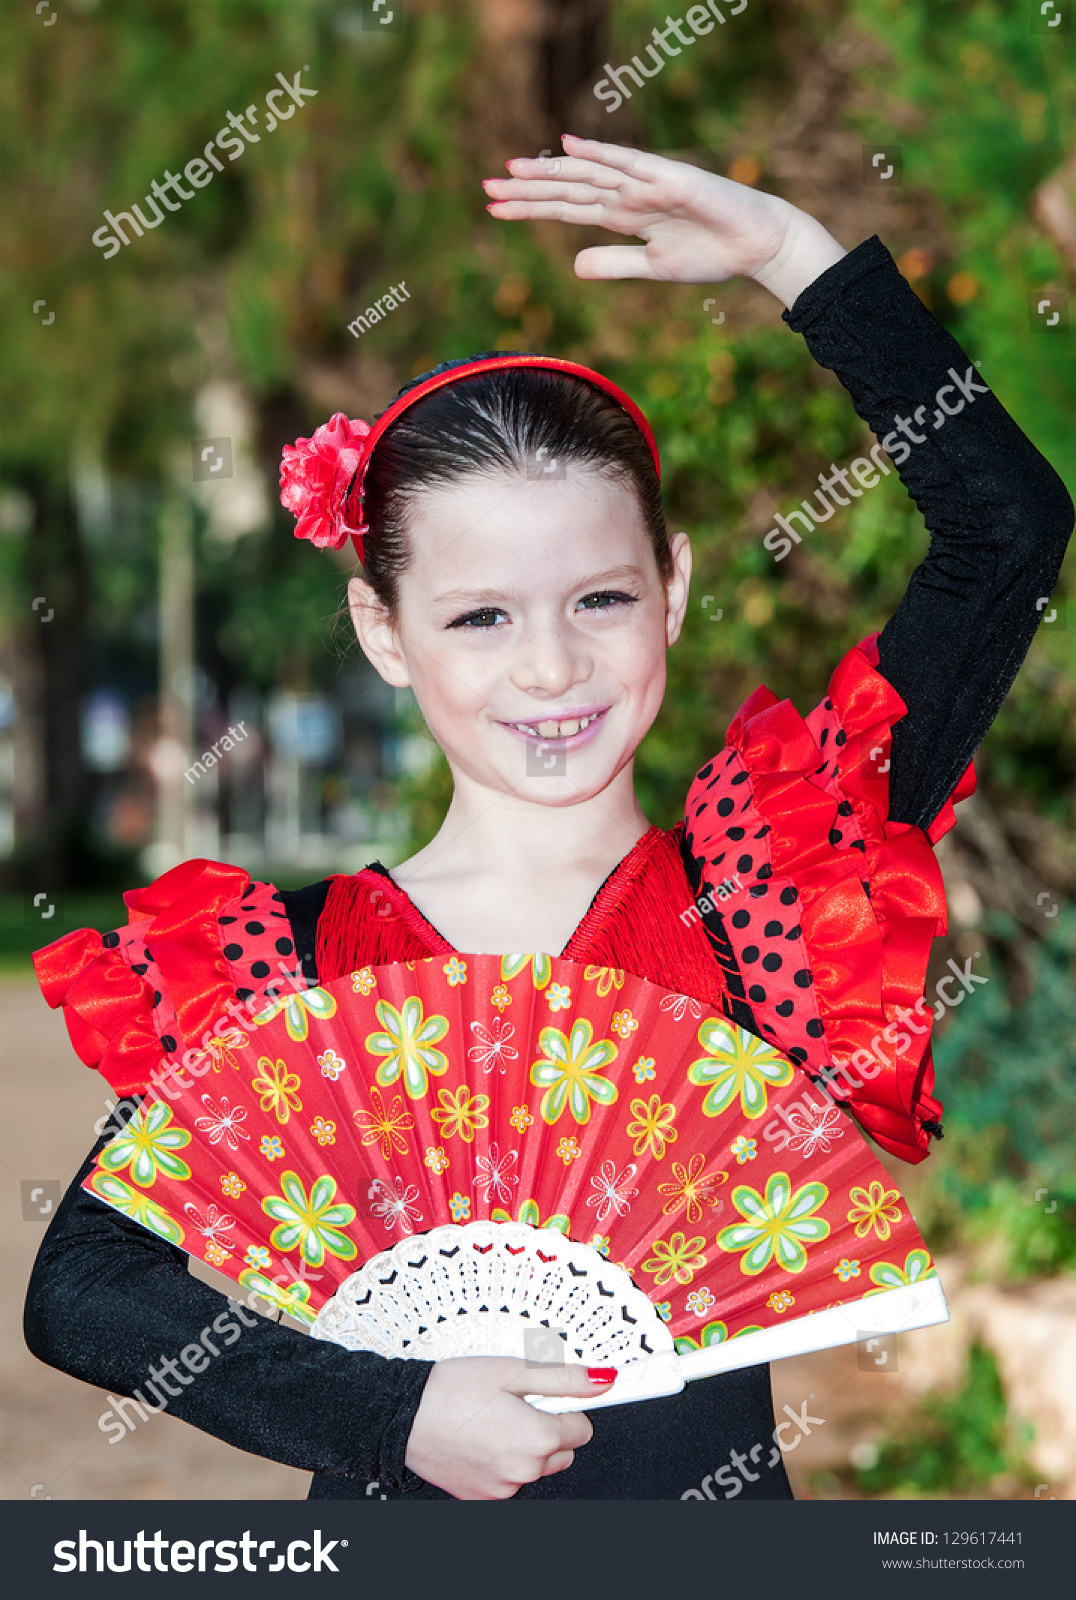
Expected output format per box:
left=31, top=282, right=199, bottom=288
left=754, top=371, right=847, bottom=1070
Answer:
left=278, top=413, right=371, bottom=552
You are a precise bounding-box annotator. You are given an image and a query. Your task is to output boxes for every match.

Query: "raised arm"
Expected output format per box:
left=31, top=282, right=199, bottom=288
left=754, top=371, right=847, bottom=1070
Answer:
left=484, top=136, right=1073, bottom=830
left=782, top=240, right=1072, bottom=827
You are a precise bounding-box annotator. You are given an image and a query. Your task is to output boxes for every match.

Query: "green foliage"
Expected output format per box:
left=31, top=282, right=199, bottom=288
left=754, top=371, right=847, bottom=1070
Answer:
left=853, top=1343, right=1035, bottom=1498
left=910, top=911, right=1076, bottom=1277
left=845, top=0, right=1075, bottom=817
left=0, top=892, right=131, bottom=969
left=931, top=911, right=1076, bottom=1180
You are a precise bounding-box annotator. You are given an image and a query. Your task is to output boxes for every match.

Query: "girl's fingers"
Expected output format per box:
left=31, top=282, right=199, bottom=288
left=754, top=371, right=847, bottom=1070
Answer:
left=573, top=244, right=659, bottom=281
left=558, top=133, right=655, bottom=178
left=540, top=1449, right=576, bottom=1477
left=484, top=177, right=620, bottom=206
left=486, top=198, right=614, bottom=228
left=501, top=156, right=626, bottom=191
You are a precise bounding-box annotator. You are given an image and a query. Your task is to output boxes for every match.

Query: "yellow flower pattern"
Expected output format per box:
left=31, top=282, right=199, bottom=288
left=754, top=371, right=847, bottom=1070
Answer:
left=431, top=1085, right=490, bottom=1143
left=353, top=1088, right=413, bottom=1160
left=584, top=966, right=625, bottom=997
left=82, top=952, right=928, bottom=1344
left=642, top=1232, right=708, bottom=1288
left=251, top=1057, right=303, bottom=1125
left=365, top=996, right=449, bottom=1099
left=530, top=1019, right=618, bottom=1126
left=656, top=1153, right=728, bottom=1222
left=501, top=953, right=552, bottom=990
left=688, top=1019, right=795, bottom=1119
left=847, top=1181, right=903, bottom=1242
left=626, top=1094, right=678, bottom=1159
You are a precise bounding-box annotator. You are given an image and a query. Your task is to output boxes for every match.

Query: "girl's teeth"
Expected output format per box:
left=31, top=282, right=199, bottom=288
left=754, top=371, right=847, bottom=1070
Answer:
left=513, top=712, right=600, bottom=738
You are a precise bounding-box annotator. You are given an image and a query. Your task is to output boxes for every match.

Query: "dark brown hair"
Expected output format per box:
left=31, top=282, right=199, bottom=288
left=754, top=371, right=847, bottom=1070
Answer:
left=359, top=352, right=670, bottom=613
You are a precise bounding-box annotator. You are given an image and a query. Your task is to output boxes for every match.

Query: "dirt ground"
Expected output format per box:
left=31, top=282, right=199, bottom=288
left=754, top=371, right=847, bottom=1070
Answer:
left=0, top=973, right=1007, bottom=1503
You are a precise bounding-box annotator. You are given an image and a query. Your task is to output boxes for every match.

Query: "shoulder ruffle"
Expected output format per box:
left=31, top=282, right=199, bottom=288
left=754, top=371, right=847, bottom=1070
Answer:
left=32, top=860, right=306, bottom=1098
left=682, top=634, right=975, bottom=1165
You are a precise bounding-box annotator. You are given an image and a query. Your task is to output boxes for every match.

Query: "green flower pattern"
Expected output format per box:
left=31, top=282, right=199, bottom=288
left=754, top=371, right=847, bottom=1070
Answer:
left=718, top=1172, right=831, bottom=1275
left=365, top=997, right=449, bottom=1099
left=673, top=1320, right=764, bottom=1356
left=238, top=1268, right=317, bottom=1327
left=530, top=1019, right=619, bottom=1126
left=90, top=1170, right=186, bottom=1244
left=98, top=1099, right=192, bottom=1187
left=261, top=1170, right=357, bottom=1268
left=501, top=953, right=552, bottom=990
left=687, top=1019, right=795, bottom=1119
left=491, top=1198, right=571, bottom=1233
left=254, top=986, right=338, bottom=1043
left=866, top=1248, right=937, bottom=1294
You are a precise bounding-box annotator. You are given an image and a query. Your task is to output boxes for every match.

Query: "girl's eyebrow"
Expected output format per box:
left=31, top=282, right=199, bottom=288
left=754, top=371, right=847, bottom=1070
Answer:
left=432, top=564, right=647, bottom=609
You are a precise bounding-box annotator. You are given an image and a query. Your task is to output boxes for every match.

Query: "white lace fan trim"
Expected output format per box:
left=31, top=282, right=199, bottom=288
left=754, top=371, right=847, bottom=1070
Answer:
left=310, top=1220, right=682, bottom=1412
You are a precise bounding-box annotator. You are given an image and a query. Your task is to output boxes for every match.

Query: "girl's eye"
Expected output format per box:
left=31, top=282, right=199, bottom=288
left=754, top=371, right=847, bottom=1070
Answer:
left=447, top=607, right=507, bottom=630
left=577, top=590, right=638, bottom=612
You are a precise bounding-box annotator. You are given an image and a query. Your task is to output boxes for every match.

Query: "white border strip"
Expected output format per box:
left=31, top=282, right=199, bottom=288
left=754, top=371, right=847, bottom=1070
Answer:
left=678, top=1277, right=949, bottom=1382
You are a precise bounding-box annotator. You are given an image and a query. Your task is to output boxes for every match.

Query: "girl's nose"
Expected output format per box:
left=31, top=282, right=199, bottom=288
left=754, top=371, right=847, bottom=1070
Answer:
left=508, top=618, right=592, bottom=700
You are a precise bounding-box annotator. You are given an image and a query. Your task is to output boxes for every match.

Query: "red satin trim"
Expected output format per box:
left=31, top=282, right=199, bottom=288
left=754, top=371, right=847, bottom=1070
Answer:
left=688, top=636, right=975, bottom=1165
left=33, top=859, right=308, bottom=1101
left=32, top=928, right=163, bottom=1098
left=124, top=859, right=247, bottom=1050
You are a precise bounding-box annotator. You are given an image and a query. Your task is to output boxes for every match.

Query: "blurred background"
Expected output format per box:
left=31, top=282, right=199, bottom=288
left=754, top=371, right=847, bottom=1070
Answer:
left=1, top=0, right=1073, bottom=1500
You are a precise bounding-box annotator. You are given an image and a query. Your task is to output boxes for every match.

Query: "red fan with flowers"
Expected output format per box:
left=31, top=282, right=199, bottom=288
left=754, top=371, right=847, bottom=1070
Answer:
left=84, top=955, right=946, bottom=1408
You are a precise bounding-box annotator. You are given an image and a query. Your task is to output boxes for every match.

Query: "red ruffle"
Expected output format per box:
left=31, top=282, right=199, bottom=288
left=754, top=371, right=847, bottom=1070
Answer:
left=683, top=634, right=975, bottom=1165
left=33, top=927, right=164, bottom=1098
left=32, top=860, right=301, bottom=1100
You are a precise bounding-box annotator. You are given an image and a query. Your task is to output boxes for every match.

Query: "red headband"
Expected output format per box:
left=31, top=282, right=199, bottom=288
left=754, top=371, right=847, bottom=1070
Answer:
left=278, top=354, right=660, bottom=562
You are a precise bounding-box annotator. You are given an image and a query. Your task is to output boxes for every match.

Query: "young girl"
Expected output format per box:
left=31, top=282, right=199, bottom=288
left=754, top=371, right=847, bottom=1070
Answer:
left=27, top=135, right=1071, bottom=1501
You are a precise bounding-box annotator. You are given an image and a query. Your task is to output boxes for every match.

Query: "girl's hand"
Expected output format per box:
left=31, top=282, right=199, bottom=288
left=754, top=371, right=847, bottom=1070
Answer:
left=482, top=134, right=845, bottom=309
left=404, top=1356, right=615, bottom=1499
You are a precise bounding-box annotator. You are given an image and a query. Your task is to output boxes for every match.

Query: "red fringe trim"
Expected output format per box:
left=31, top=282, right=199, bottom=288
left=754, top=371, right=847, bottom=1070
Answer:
left=317, top=833, right=729, bottom=1015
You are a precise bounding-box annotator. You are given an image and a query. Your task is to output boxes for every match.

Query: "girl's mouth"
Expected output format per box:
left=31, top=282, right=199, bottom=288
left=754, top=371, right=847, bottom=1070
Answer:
left=498, top=706, right=609, bottom=750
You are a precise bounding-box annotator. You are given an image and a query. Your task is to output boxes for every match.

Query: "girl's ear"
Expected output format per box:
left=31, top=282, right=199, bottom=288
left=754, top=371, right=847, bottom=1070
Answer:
left=664, top=531, right=693, bottom=647
left=348, top=576, right=411, bottom=688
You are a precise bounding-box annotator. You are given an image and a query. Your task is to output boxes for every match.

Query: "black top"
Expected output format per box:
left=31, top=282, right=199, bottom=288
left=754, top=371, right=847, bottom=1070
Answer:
left=23, top=238, right=1072, bottom=1501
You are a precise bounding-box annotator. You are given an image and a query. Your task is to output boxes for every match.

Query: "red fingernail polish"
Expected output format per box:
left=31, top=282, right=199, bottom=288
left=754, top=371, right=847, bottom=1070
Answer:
left=587, top=1367, right=617, bottom=1384
left=505, top=160, right=513, bottom=171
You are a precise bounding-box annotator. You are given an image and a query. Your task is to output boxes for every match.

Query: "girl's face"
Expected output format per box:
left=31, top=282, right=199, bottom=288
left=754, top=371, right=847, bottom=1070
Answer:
left=350, top=467, right=691, bottom=808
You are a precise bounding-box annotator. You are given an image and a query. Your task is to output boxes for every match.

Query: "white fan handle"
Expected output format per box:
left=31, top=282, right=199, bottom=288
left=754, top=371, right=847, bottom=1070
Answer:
left=527, top=1278, right=949, bottom=1410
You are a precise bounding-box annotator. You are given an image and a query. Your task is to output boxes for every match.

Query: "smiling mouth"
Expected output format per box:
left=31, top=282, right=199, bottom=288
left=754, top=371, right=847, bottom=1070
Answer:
left=506, top=711, right=604, bottom=740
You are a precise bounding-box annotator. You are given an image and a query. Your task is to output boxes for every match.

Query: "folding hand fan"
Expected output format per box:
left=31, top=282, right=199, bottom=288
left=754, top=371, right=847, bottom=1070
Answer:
left=85, top=954, right=947, bottom=1411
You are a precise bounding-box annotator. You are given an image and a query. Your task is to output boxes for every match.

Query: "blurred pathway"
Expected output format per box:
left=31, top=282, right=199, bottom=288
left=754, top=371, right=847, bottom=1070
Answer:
left=0, top=977, right=308, bottom=1500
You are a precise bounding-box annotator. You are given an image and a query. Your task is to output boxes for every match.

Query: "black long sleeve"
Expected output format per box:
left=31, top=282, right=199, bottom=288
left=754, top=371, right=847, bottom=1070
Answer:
left=784, top=236, right=1073, bottom=830
left=23, top=1124, right=432, bottom=1490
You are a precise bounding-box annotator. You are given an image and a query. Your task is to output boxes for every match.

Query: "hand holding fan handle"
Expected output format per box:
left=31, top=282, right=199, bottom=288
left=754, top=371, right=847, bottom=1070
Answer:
left=404, top=1357, right=616, bottom=1500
